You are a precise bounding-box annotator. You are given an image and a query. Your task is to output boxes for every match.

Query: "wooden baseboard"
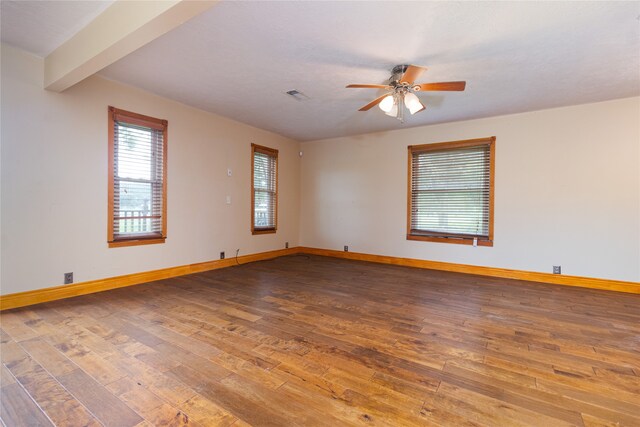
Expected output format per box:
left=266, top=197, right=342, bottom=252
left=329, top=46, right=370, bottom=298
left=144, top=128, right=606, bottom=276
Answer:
left=0, top=247, right=300, bottom=311
left=3, top=245, right=636, bottom=311
left=298, top=247, right=640, bottom=294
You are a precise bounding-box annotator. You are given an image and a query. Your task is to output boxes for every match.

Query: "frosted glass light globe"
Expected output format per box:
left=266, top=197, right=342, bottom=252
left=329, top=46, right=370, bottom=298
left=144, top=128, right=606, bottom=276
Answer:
left=404, top=92, right=425, bottom=115
left=379, top=95, right=395, bottom=113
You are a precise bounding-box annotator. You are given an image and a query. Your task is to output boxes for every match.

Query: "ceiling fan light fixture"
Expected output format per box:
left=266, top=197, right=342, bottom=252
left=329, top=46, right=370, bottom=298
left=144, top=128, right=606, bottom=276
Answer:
left=404, top=92, right=425, bottom=115
left=378, top=95, right=395, bottom=113
left=346, top=64, right=465, bottom=121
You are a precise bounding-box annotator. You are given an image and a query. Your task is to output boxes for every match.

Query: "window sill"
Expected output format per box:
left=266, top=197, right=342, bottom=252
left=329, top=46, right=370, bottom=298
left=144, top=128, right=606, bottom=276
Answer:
left=406, top=234, right=493, bottom=247
left=109, top=237, right=166, bottom=248
left=252, top=228, right=276, bottom=235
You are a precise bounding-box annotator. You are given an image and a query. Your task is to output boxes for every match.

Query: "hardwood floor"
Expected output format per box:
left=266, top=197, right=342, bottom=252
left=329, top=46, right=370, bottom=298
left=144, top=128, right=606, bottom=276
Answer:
left=1, top=254, right=639, bottom=426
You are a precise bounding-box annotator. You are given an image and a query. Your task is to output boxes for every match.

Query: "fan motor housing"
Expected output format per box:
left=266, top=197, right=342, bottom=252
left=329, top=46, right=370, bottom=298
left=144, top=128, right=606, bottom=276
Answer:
left=390, top=64, right=410, bottom=82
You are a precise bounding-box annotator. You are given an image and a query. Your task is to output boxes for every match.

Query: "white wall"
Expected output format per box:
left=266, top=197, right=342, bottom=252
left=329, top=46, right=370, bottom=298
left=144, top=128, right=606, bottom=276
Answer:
left=300, top=97, right=640, bottom=282
left=1, top=45, right=300, bottom=295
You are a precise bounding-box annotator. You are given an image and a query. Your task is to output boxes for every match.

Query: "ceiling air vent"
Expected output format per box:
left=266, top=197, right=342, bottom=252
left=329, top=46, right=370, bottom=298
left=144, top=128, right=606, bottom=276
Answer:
left=285, top=90, right=310, bottom=101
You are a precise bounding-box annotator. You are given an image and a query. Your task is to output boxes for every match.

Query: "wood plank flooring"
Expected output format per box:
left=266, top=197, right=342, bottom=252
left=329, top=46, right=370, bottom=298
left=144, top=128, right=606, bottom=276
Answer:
left=1, top=254, right=639, bottom=426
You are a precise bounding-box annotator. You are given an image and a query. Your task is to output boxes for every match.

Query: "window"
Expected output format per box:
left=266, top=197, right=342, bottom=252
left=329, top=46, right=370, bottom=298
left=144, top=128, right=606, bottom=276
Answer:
left=251, top=143, right=278, bottom=234
left=407, top=137, right=495, bottom=246
left=108, top=107, right=167, bottom=247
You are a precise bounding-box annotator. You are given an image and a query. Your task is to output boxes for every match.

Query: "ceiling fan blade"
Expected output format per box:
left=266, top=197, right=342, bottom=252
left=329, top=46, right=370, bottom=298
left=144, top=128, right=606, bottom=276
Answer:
left=399, top=65, right=427, bottom=84
left=346, top=84, right=391, bottom=89
left=359, top=93, right=390, bottom=111
left=415, top=81, right=467, bottom=91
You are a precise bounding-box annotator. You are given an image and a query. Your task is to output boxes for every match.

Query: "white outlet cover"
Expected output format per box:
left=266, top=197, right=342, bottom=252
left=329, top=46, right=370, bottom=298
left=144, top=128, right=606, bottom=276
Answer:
left=226, top=195, right=231, bottom=204
left=227, top=168, right=232, bottom=177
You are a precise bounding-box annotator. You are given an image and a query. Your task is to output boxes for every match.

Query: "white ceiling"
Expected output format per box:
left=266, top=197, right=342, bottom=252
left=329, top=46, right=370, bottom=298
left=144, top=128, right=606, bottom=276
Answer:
left=2, top=1, right=639, bottom=141
left=0, top=0, right=113, bottom=57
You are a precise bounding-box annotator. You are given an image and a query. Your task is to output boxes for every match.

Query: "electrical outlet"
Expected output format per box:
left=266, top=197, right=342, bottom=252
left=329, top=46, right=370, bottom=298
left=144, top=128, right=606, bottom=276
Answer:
left=344, top=245, right=349, bottom=252
left=285, top=242, right=289, bottom=249
left=220, top=252, right=225, bottom=260
left=64, top=272, right=73, bottom=284
left=553, top=265, right=561, bottom=274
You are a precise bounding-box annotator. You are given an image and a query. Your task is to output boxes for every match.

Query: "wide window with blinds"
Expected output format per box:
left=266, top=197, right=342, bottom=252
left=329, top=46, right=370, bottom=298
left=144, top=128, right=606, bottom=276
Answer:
left=108, top=107, right=167, bottom=247
left=407, top=137, right=495, bottom=246
left=251, top=144, right=278, bottom=234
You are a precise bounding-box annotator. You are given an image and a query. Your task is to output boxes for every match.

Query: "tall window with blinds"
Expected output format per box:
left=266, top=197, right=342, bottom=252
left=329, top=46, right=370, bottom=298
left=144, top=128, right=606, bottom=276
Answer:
left=251, top=144, right=278, bottom=234
left=407, top=137, right=495, bottom=246
left=108, top=107, right=167, bottom=247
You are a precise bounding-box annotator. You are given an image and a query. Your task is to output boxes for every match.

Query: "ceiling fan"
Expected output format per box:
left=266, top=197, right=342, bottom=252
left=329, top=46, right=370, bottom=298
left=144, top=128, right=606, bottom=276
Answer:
left=346, top=64, right=466, bottom=122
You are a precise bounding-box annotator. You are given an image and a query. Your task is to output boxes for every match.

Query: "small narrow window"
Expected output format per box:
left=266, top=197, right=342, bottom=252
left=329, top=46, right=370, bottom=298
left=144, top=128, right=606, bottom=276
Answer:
left=251, top=144, right=278, bottom=234
left=407, top=137, right=495, bottom=246
left=108, top=107, right=167, bottom=247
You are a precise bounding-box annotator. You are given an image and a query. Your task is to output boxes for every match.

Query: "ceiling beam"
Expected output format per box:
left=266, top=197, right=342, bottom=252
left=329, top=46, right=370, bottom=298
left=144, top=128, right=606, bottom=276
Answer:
left=44, top=0, right=218, bottom=92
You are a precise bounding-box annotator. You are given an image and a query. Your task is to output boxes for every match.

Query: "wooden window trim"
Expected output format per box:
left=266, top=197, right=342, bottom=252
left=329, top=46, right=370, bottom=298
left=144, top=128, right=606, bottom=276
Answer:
left=407, top=136, right=495, bottom=247
left=251, top=143, right=278, bottom=235
left=108, top=106, right=168, bottom=248
left=108, top=238, right=166, bottom=248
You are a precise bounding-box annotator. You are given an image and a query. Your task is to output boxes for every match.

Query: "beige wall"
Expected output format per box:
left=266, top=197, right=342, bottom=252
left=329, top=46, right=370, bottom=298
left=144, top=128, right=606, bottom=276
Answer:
left=300, top=97, right=640, bottom=282
left=1, top=45, right=300, bottom=295
left=2, top=43, right=638, bottom=295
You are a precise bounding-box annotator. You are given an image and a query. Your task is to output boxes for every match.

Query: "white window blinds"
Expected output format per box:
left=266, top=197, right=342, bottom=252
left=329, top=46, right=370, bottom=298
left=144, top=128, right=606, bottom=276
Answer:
left=252, top=144, right=278, bottom=233
left=109, top=107, right=167, bottom=245
left=409, top=138, right=494, bottom=243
